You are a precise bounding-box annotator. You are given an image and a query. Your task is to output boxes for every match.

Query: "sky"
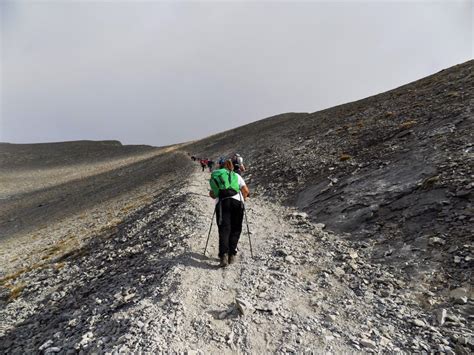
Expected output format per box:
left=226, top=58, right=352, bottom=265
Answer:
left=0, top=0, right=472, bottom=146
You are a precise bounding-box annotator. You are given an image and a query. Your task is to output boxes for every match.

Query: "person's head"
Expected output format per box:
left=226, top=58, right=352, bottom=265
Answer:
left=223, top=159, right=234, bottom=171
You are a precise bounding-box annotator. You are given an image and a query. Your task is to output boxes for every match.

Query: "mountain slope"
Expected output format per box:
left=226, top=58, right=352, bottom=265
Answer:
left=188, top=59, right=473, bottom=286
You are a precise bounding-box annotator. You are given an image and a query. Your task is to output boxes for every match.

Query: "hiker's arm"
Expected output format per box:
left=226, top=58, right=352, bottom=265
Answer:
left=209, top=190, right=216, bottom=198
left=241, top=185, right=249, bottom=200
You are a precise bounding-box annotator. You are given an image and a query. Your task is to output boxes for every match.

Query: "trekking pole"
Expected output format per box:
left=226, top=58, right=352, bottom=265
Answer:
left=203, top=208, right=216, bottom=256
left=243, top=203, right=254, bottom=258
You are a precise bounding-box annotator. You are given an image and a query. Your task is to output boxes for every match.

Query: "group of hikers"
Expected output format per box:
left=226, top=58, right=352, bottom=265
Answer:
left=191, top=154, right=245, bottom=175
left=190, top=153, right=249, bottom=267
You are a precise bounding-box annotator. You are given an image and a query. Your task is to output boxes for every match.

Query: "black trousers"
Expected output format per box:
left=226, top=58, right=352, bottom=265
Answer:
left=215, top=198, right=244, bottom=257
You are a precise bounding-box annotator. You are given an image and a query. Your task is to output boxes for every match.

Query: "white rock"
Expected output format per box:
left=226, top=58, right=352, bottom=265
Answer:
left=412, top=319, right=426, bottom=327
left=429, top=237, right=446, bottom=246
left=39, top=340, right=54, bottom=351
left=285, top=255, right=296, bottom=264
left=348, top=251, right=359, bottom=259
left=325, top=335, right=335, bottom=342
left=380, top=336, right=391, bottom=346
left=291, top=212, right=308, bottom=219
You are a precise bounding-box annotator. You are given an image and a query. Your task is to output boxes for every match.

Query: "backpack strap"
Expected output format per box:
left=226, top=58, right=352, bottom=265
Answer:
left=212, top=177, right=221, bottom=189
left=219, top=175, right=226, bottom=187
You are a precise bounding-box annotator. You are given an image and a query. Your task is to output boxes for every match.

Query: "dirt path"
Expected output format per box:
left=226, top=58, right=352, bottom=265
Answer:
left=122, top=168, right=369, bottom=353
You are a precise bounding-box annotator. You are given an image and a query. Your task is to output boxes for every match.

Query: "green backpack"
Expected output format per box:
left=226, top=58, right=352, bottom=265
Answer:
left=210, top=168, right=240, bottom=198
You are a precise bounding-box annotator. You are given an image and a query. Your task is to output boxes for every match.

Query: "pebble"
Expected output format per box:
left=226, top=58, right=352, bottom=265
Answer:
left=360, top=338, right=377, bottom=349
left=333, top=267, right=345, bottom=277
left=39, top=340, right=54, bottom=351
left=235, top=298, right=254, bottom=316
left=412, top=319, right=426, bottom=327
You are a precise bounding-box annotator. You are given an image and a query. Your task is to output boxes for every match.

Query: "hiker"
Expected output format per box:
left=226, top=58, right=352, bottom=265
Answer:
left=209, top=159, right=249, bottom=267
left=207, top=159, right=215, bottom=172
left=232, top=153, right=245, bottom=175
left=200, top=159, right=208, bottom=172
left=217, top=157, right=226, bottom=169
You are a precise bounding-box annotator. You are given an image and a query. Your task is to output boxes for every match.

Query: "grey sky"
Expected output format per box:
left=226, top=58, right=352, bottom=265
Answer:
left=1, top=0, right=472, bottom=146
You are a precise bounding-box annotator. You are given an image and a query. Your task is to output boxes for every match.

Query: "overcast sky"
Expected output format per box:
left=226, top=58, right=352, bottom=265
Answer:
left=0, top=0, right=472, bottom=146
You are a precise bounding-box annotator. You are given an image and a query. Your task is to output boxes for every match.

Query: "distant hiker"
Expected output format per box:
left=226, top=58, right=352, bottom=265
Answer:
left=209, top=159, right=249, bottom=267
left=200, top=159, right=208, bottom=172
left=207, top=159, right=215, bottom=172
left=217, top=157, right=226, bottom=169
left=232, top=153, right=245, bottom=175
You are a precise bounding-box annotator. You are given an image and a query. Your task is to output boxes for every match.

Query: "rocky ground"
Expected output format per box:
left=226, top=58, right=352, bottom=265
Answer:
left=0, top=167, right=472, bottom=353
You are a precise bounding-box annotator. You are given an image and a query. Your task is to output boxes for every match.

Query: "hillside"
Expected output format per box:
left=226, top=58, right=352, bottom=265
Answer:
left=0, top=141, right=191, bottom=275
left=189, top=60, right=473, bottom=287
left=0, top=60, right=472, bottom=353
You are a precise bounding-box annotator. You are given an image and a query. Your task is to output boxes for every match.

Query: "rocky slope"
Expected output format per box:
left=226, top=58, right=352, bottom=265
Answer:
left=189, top=59, right=473, bottom=291
left=0, top=142, right=190, bottom=276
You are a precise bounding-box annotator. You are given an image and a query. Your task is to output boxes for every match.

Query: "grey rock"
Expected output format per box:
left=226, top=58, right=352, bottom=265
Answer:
left=235, top=298, right=254, bottom=316
left=0, top=286, right=10, bottom=301
left=449, top=287, right=470, bottom=303
left=360, top=338, right=377, bottom=349
left=435, top=308, right=447, bottom=326
left=333, top=267, right=345, bottom=277
left=454, top=296, right=468, bottom=304
left=445, top=313, right=460, bottom=323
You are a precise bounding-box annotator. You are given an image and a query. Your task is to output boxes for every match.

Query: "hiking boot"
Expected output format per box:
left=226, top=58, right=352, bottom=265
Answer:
left=228, top=254, right=237, bottom=265
left=219, top=254, right=229, bottom=268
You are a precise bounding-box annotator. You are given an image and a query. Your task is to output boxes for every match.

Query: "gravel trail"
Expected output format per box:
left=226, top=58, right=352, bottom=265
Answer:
left=118, top=167, right=354, bottom=353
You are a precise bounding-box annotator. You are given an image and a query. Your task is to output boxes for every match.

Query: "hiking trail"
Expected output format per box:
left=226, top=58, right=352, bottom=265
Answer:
left=114, top=166, right=422, bottom=353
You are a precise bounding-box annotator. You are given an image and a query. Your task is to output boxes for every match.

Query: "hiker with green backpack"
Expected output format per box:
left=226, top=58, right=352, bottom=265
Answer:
left=209, top=159, right=249, bottom=267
